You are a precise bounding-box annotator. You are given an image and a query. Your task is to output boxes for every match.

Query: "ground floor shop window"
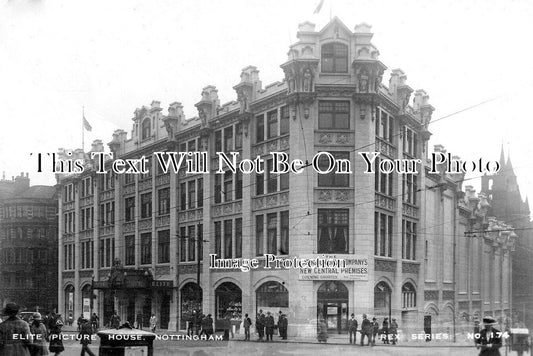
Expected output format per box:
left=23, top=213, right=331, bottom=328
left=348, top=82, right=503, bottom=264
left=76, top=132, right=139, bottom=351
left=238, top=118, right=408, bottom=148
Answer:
left=180, top=283, right=202, bottom=330
left=256, top=281, right=289, bottom=315
left=374, top=281, right=392, bottom=319
left=64, top=285, right=74, bottom=324
left=103, top=291, right=114, bottom=327
left=317, top=281, right=348, bottom=333
left=81, top=285, right=91, bottom=319
left=215, top=282, right=242, bottom=328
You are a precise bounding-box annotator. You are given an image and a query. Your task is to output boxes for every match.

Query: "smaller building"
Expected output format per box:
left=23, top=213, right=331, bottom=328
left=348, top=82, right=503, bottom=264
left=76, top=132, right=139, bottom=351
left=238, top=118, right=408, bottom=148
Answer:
left=0, top=172, right=58, bottom=313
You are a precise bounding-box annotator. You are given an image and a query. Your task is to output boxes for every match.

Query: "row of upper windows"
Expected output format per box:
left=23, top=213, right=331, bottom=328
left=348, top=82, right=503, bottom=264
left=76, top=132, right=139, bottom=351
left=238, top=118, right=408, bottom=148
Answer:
left=0, top=205, right=55, bottom=219
left=0, top=226, right=51, bottom=240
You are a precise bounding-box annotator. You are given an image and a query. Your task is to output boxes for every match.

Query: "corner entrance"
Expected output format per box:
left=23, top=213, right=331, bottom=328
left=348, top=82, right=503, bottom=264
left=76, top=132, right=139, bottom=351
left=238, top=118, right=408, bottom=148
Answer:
left=317, top=281, right=348, bottom=334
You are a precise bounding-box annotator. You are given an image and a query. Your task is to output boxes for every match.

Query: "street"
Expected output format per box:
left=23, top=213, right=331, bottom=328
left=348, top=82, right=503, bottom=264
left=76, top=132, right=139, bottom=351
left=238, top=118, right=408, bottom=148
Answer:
left=54, top=332, right=504, bottom=356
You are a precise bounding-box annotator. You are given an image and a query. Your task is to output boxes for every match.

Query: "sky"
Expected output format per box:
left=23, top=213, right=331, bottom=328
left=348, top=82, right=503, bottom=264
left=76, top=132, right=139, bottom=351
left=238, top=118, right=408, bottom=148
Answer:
left=1, top=0, right=533, bottom=206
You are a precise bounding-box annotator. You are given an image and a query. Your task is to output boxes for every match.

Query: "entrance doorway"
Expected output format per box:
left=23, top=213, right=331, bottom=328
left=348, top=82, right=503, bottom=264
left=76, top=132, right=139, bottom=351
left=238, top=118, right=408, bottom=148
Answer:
left=317, top=281, right=348, bottom=334
left=103, top=291, right=114, bottom=327
left=159, top=292, right=170, bottom=330
left=142, top=297, right=152, bottom=328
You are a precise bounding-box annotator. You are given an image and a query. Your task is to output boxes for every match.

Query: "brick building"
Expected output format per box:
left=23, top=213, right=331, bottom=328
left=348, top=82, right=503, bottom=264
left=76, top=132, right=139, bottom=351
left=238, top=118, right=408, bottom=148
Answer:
left=56, top=18, right=514, bottom=337
left=0, top=173, right=58, bottom=313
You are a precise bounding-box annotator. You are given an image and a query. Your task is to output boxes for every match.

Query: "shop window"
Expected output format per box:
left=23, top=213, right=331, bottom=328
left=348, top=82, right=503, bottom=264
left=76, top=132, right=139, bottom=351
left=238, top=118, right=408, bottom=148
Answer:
left=374, top=282, right=391, bottom=309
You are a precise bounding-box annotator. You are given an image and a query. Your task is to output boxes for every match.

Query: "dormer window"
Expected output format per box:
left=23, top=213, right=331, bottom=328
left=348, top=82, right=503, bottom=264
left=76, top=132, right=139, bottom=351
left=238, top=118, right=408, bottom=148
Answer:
left=321, top=42, right=348, bottom=73
left=141, top=118, right=151, bottom=140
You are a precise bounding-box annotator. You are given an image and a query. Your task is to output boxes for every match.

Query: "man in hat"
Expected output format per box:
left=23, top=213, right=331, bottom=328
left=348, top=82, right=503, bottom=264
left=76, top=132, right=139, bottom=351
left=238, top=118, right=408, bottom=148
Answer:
left=475, top=316, right=502, bottom=356
left=0, top=302, right=32, bottom=356
left=348, top=313, right=358, bottom=344
left=79, top=317, right=96, bottom=356
left=360, top=314, right=371, bottom=346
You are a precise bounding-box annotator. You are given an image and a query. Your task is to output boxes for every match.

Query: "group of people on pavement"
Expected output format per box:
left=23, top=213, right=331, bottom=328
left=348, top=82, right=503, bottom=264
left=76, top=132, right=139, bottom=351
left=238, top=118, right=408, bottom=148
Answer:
left=321, top=313, right=399, bottom=345
left=0, top=302, right=66, bottom=356
left=183, top=311, right=215, bottom=337
left=254, top=310, right=289, bottom=341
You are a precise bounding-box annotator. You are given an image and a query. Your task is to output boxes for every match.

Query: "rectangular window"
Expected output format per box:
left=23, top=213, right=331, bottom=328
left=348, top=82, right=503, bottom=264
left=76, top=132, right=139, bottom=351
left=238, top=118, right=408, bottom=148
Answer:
left=318, top=101, right=350, bottom=129
left=125, top=235, right=135, bottom=265
left=280, top=106, right=290, bottom=135
left=255, top=172, right=264, bottom=196
left=267, top=213, right=277, bottom=254
left=224, top=220, right=232, bottom=258
left=256, top=215, right=264, bottom=256
left=256, top=114, right=265, bottom=143
left=374, top=213, right=393, bottom=257
left=267, top=109, right=278, bottom=139
left=235, top=171, right=243, bottom=199
left=224, top=171, right=233, bottom=202
left=375, top=157, right=394, bottom=197
left=280, top=211, right=289, bottom=255
left=141, top=193, right=152, bottom=219
left=215, top=130, right=222, bottom=152
left=403, top=220, right=417, bottom=260
left=197, top=178, right=204, bottom=208
left=317, top=152, right=350, bottom=187
left=188, top=226, right=196, bottom=261
left=214, top=175, right=222, bottom=204
left=188, top=181, right=196, bottom=209
left=180, top=183, right=187, bottom=210
left=158, top=188, right=170, bottom=215
left=180, top=227, right=186, bottom=262
left=224, top=126, right=233, bottom=151
left=266, top=159, right=277, bottom=193
left=235, top=218, right=242, bottom=258
left=318, top=209, right=349, bottom=253
left=125, top=197, right=135, bottom=222
left=376, top=108, right=394, bottom=143
left=158, top=230, right=170, bottom=263
left=198, top=224, right=203, bottom=261
left=188, top=139, right=196, bottom=152
left=280, top=172, right=289, bottom=191
left=125, top=173, right=135, bottom=185
left=402, top=174, right=418, bottom=204
left=321, top=43, right=348, bottom=73
left=235, top=123, right=243, bottom=149
left=214, top=222, right=222, bottom=258
left=141, top=233, right=151, bottom=264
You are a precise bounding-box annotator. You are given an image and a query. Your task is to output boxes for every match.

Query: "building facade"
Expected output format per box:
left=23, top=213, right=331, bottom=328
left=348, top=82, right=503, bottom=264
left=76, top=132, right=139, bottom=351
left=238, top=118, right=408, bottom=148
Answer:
left=481, top=150, right=533, bottom=328
left=57, top=18, right=514, bottom=337
left=0, top=173, right=58, bottom=312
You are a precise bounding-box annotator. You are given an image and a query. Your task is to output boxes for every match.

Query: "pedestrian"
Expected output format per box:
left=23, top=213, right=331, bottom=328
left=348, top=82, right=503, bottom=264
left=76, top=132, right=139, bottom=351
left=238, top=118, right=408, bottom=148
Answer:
left=278, top=311, right=283, bottom=337
left=110, top=311, right=120, bottom=329
left=390, top=318, right=398, bottom=345
left=77, top=315, right=84, bottom=332
left=278, top=314, right=288, bottom=340
left=348, top=313, right=358, bottom=344
left=135, top=312, right=142, bottom=330
left=48, top=318, right=65, bottom=356
left=149, top=314, right=157, bottom=333
left=424, top=316, right=432, bottom=342
left=243, top=314, right=252, bottom=341
left=256, top=309, right=265, bottom=341
left=222, top=313, right=231, bottom=341
left=90, top=313, right=99, bottom=333
left=29, top=312, right=48, bottom=356
left=187, top=311, right=196, bottom=336
left=475, top=316, right=502, bottom=356
left=265, top=311, right=275, bottom=341
left=371, top=317, right=379, bottom=346
left=205, top=314, right=214, bottom=336
left=0, top=302, right=32, bottom=356
left=78, top=318, right=95, bottom=356
left=360, top=314, right=371, bottom=346
left=382, top=317, right=389, bottom=344
left=317, top=318, right=328, bottom=343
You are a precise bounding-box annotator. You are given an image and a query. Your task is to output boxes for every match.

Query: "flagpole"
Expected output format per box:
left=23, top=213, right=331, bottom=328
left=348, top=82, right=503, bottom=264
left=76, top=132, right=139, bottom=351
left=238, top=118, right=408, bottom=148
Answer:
left=82, top=106, right=85, bottom=152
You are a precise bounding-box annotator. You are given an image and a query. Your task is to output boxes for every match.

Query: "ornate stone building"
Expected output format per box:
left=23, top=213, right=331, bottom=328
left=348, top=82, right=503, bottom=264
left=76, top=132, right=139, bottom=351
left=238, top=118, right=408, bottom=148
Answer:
left=482, top=149, right=533, bottom=328
left=0, top=173, right=58, bottom=312
left=56, top=18, right=515, bottom=337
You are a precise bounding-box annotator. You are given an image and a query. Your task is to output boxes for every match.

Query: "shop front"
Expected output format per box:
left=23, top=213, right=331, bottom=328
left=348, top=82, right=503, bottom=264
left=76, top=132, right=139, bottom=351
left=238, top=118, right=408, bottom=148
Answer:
left=317, top=281, right=349, bottom=334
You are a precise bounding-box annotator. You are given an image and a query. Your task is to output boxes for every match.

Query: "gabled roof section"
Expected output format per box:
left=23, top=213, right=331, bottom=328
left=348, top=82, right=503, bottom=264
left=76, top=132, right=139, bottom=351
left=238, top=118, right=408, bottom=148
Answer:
left=318, top=16, right=353, bottom=38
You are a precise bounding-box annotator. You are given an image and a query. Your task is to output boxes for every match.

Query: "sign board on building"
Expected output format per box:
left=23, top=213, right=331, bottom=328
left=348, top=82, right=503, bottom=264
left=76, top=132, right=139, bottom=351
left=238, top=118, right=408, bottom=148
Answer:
left=298, top=254, right=369, bottom=281
left=151, top=280, right=173, bottom=288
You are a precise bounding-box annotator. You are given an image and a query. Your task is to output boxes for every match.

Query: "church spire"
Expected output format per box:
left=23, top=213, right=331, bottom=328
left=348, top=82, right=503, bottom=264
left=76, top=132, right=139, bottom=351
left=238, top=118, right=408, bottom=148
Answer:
left=499, top=143, right=506, bottom=168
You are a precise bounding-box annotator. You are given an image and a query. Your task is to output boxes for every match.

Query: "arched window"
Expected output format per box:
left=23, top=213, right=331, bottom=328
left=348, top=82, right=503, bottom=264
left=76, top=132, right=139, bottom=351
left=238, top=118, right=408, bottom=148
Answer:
left=321, top=43, right=348, bottom=73
left=64, top=285, right=75, bottom=322
left=256, top=281, right=289, bottom=315
left=402, top=282, right=416, bottom=308
left=141, top=118, right=151, bottom=140
left=374, top=281, right=391, bottom=309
